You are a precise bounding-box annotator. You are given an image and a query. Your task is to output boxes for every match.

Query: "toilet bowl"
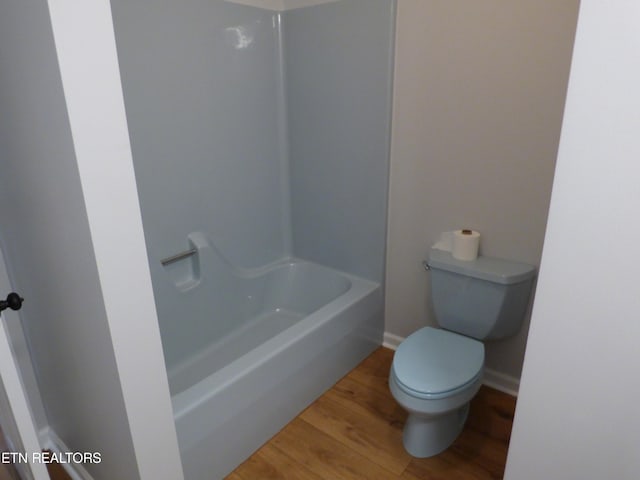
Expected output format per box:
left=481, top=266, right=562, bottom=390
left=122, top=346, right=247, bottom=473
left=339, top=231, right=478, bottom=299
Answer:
left=389, top=326, right=484, bottom=457
left=389, top=248, right=536, bottom=458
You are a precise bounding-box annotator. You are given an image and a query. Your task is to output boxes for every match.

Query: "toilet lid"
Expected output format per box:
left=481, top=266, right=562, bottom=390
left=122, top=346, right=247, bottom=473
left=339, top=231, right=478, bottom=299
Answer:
left=393, top=327, right=484, bottom=396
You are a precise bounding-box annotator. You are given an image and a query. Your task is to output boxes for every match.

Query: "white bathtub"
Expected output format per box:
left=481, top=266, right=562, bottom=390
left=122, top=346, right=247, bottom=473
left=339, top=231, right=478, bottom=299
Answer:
left=162, top=248, right=383, bottom=479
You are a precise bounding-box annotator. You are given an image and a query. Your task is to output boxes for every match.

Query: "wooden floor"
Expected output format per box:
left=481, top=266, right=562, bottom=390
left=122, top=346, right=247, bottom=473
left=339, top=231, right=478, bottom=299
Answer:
left=46, top=460, right=72, bottom=480
left=228, top=347, right=516, bottom=480
left=2, top=347, right=515, bottom=480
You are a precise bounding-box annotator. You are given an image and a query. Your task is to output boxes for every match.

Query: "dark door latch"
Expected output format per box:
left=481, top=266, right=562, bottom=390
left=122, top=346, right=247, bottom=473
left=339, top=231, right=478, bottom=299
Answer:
left=0, top=293, right=24, bottom=313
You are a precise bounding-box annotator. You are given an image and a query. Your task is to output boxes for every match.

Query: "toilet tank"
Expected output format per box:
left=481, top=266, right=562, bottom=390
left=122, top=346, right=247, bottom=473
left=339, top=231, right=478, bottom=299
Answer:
left=428, top=249, right=536, bottom=340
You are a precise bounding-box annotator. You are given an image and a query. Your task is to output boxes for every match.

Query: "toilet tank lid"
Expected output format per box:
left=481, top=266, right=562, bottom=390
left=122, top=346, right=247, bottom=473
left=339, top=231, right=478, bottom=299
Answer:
left=428, top=249, right=536, bottom=285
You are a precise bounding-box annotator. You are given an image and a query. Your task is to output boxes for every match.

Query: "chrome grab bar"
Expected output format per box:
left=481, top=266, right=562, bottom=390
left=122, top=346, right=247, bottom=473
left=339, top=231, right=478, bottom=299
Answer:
left=161, top=248, right=197, bottom=266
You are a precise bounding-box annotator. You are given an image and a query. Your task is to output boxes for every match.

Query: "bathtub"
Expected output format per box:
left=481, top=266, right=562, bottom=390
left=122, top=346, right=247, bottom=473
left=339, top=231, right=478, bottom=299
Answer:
left=158, top=238, right=383, bottom=479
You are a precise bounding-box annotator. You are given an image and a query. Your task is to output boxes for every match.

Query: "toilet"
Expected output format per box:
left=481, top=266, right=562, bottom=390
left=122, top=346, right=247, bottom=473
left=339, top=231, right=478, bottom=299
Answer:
left=389, top=248, right=536, bottom=458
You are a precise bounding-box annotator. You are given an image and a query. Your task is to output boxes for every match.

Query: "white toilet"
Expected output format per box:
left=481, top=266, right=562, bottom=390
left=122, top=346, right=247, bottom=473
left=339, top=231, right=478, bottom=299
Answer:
left=389, top=248, right=536, bottom=458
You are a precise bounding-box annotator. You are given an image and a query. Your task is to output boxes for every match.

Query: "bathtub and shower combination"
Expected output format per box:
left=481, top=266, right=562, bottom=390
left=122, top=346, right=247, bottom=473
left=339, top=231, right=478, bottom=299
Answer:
left=110, top=0, right=395, bottom=477
left=156, top=233, right=383, bottom=478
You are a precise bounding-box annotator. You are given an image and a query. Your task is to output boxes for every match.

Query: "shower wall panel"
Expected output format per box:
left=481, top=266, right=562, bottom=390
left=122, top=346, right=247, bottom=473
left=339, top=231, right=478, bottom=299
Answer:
left=285, top=0, right=395, bottom=283
left=111, top=0, right=394, bottom=367
left=111, top=1, right=291, bottom=269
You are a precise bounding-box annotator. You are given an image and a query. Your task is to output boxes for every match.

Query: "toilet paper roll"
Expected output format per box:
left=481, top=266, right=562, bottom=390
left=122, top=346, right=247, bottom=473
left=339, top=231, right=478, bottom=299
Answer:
left=452, top=229, right=480, bottom=261
left=432, top=229, right=481, bottom=261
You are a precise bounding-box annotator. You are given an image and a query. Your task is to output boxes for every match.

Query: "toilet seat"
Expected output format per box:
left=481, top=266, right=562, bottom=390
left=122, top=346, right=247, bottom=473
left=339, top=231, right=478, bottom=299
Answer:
left=392, top=327, right=484, bottom=400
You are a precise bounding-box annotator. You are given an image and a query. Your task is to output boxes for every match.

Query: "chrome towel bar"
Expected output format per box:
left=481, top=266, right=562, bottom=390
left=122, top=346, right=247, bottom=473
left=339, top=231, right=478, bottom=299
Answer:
left=161, top=248, right=197, bottom=266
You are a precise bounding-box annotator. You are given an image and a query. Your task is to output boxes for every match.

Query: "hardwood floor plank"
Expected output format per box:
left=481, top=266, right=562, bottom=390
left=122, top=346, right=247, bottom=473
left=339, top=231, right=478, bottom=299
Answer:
left=300, top=393, right=411, bottom=475
left=465, top=386, right=517, bottom=443
left=344, top=347, right=394, bottom=396
left=404, top=450, right=495, bottom=480
left=223, top=472, right=245, bottom=480
left=331, top=374, right=407, bottom=429
left=447, top=428, right=510, bottom=479
left=270, top=418, right=397, bottom=480
left=46, top=462, right=72, bottom=480
left=232, top=443, right=323, bottom=480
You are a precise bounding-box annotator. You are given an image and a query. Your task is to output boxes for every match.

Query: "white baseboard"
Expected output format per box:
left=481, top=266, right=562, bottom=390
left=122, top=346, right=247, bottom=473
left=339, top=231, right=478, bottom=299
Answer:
left=383, top=331, right=519, bottom=397
left=39, top=427, right=95, bottom=480
left=382, top=331, right=404, bottom=350
left=482, top=369, right=520, bottom=397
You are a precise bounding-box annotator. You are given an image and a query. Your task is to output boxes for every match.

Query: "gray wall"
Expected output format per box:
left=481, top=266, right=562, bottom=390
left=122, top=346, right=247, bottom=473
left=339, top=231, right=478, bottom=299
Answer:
left=0, top=1, right=139, bottom=478
left=386, top=0, right=579, bottom=380
left=285, top=0, right=395, bottom=283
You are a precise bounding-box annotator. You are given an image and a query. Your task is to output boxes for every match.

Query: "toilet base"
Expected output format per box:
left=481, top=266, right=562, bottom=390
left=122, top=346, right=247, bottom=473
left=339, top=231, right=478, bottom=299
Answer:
left=402, top=403, right=469, bottom=458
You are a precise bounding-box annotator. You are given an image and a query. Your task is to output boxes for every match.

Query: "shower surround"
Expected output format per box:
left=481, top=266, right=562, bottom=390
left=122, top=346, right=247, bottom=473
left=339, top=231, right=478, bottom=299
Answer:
left=111, top=0, right=395, bottom=477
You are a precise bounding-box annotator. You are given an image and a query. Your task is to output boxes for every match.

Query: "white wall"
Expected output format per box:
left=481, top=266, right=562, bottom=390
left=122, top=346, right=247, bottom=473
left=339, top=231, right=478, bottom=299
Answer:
left=0, top=1, right=184, bottom=479
left=386, top=0, right=579, bottom=379
left=46, top=1, right=184, bottom=479
left=0, top=1, right=139, bottom=478
left=505, top=2, right=640, bottom=478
